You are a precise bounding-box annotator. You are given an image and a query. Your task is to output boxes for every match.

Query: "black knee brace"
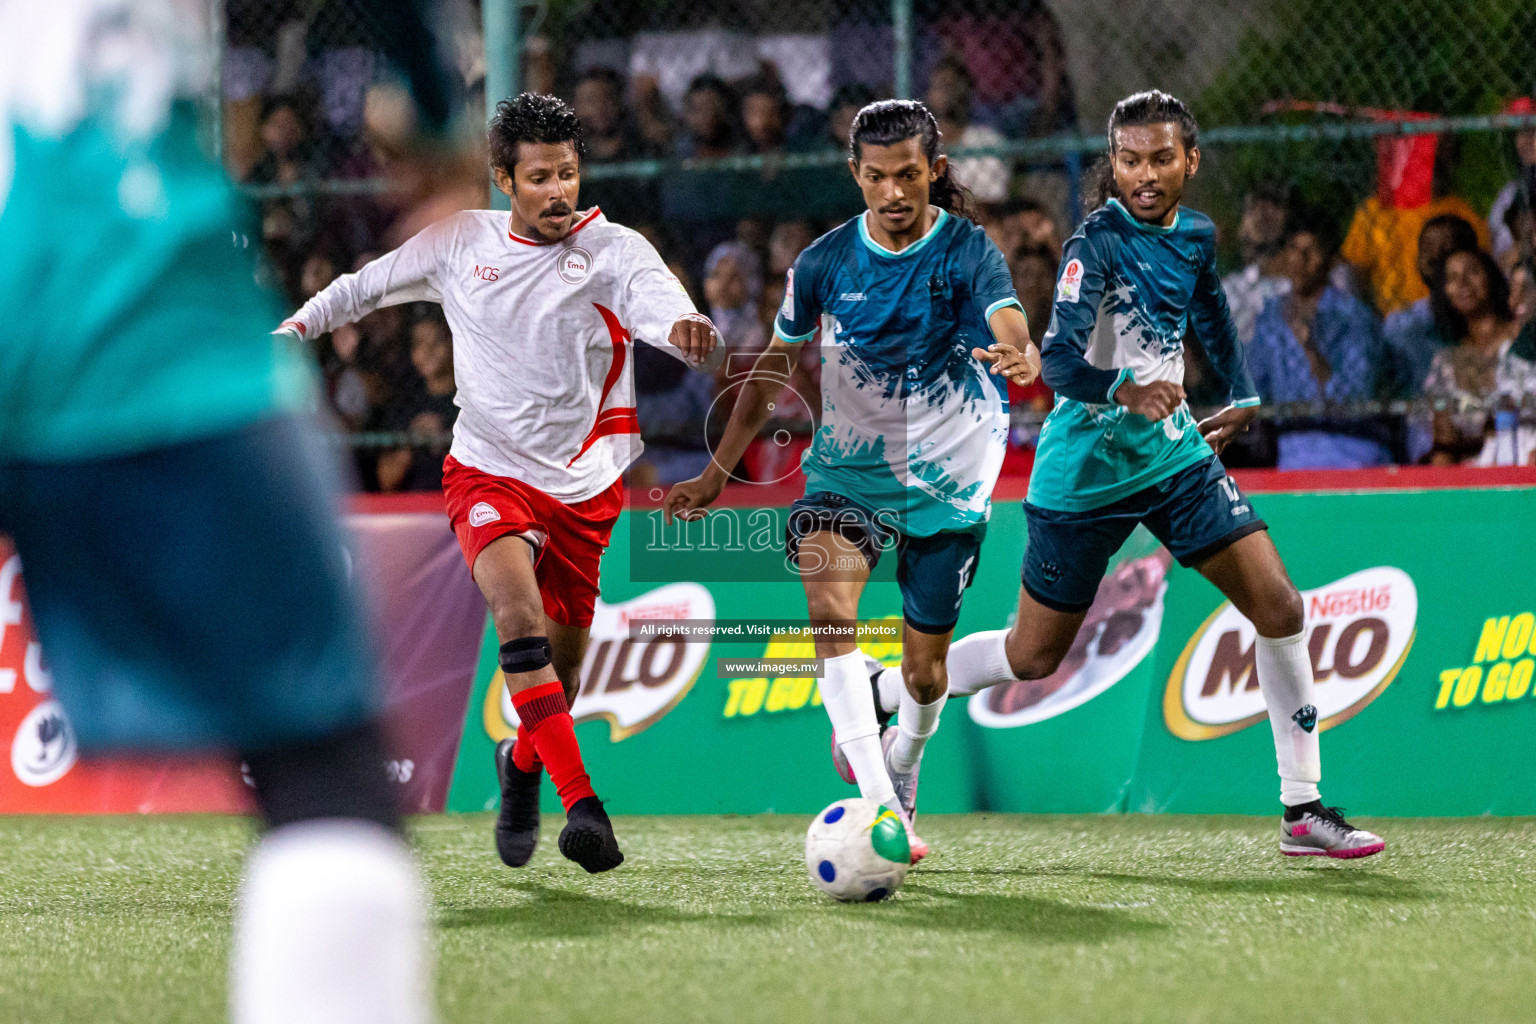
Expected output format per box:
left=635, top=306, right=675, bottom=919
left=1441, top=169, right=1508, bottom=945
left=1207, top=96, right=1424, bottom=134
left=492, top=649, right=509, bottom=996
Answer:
left=500, top=635, right=552, bottom=675
left=242, top=720, right=401, bottom=833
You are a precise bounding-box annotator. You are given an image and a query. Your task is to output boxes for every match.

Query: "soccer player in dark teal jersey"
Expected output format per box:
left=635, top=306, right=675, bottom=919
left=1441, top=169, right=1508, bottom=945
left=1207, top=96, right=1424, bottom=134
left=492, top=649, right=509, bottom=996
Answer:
left=883, top=91, right=1383, bottom=858
left=0, top=2, right=467, bottom=1019
left=666, top=101, right=1040, bottom=860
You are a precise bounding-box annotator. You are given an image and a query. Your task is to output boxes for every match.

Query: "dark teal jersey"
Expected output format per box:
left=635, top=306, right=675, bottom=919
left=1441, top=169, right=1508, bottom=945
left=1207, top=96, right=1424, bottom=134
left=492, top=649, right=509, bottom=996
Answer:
left=774, top=208, right=1022, bottom=535
left=1030, top=199, right=1260, bottom=512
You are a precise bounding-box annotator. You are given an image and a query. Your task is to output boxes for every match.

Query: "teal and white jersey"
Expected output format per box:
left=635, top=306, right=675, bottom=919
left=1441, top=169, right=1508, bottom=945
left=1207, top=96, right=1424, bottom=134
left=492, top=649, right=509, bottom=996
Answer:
left=774, top=209, right=1022, bottom=536
left=0, top=0, right=306, bottom=462
left=1029, top=199, right=1260, bottom=512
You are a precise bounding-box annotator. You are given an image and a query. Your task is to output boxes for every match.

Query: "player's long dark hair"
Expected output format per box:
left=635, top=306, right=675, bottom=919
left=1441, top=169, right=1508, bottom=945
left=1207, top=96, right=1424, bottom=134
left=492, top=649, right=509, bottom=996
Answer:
left=849, top=100, right=977, bottom=222
left=1086, top=90, right=1201, bottom=210
left=488, top=92, right=585, bottom=175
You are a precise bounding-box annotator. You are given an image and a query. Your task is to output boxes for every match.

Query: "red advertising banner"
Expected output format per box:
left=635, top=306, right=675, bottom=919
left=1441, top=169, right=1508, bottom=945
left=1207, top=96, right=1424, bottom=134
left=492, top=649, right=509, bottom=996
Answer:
left=0, top=509, right=486, bottom=815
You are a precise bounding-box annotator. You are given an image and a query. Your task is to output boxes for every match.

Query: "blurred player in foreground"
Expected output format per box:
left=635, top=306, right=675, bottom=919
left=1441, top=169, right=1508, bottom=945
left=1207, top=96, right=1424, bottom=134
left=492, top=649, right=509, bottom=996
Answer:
left=665, top=100, right=1039, bottom=861
left=281, top=93, right=716, bottom=874
left=0, top=1, right=454, bottom=1021
left=891, top=91, right=1383, bottom=859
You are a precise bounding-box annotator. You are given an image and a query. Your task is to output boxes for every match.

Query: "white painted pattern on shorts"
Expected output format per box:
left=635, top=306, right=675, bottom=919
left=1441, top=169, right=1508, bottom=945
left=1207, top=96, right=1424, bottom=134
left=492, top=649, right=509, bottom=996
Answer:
left=469, top=501, right=501, bottom=527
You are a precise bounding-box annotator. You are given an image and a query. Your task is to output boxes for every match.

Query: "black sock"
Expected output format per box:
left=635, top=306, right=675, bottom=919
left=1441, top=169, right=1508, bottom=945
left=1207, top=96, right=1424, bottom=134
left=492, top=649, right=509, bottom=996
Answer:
left=1283, top=800, right=1324, bottom=821
left=243, top=720, right=401, bottom=833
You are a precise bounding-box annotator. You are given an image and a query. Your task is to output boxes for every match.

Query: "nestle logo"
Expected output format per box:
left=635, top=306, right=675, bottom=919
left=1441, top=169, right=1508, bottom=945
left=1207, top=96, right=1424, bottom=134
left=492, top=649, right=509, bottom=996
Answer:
left=1166, top=566, right=1417, bottom=741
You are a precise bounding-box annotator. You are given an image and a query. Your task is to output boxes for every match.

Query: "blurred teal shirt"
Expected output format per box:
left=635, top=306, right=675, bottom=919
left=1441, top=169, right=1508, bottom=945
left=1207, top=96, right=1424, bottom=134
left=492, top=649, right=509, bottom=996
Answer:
left=0, top=106, right=309, bottom=462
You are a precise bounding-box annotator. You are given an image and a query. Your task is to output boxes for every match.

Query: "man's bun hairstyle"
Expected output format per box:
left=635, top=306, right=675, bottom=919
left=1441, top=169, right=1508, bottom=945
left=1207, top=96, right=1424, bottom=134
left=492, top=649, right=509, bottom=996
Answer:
left=849, top=99, right=976, bottom=221
left=488, top=92, right=585, bottom=175
left=1107, top=89, right=1199, bottom=154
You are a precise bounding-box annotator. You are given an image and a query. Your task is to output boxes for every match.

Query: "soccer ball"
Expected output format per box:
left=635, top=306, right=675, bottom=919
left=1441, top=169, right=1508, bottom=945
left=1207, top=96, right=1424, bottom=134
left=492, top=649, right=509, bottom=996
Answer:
left=804, top=798, right=910, bottom=902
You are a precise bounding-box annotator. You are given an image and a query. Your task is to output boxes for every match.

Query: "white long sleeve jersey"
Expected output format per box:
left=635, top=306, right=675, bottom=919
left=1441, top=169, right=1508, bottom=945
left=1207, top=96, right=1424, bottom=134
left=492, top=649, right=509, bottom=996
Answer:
left=286, top=208, right=697, bottom=502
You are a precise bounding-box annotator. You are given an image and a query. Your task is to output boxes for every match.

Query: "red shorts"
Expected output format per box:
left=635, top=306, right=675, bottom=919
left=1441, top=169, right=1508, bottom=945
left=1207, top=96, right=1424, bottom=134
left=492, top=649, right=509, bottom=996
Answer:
left=442, top=455, right=624, bottom=629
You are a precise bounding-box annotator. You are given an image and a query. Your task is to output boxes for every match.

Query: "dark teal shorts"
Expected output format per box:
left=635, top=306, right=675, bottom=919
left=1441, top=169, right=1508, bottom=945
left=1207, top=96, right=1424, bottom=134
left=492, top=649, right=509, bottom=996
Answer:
left=786, top=491, right=984, bottom=634
left=0, top=416, right=377, bottom=753
left=1022, top=456, right=1267, bottom=613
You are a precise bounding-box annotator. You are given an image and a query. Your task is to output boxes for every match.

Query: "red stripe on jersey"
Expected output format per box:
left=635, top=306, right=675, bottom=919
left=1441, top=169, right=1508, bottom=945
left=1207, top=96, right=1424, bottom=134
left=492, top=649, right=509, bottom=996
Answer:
left=567, top=302, right=640, bottom=466
left=506, top=208, right=603, bottom=246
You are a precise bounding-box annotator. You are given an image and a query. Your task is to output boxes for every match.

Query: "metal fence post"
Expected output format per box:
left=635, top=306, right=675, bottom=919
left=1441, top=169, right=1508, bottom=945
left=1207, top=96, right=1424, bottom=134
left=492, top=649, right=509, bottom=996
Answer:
left=893, top=0, right=913, bottom=100
left=208, top=0, right=225, bottom=168
left=482, top=0, right=520, bottom=211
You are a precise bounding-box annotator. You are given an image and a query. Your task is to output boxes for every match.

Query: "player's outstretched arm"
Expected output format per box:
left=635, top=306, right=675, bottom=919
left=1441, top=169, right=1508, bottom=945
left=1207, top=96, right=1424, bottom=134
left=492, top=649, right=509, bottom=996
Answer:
left=663, top=338, right=805, bottom=524
left=972, top=306, right=1041, bottom=386
left=277, top=222, right=449, bottom=340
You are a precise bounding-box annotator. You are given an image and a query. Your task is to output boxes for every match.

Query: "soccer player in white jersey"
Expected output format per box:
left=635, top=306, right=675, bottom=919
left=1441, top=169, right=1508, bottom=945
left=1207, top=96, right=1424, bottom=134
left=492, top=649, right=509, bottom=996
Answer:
left=281, top=93, right=717, bottom=874
left=665, top=101, right=1039, bottom=861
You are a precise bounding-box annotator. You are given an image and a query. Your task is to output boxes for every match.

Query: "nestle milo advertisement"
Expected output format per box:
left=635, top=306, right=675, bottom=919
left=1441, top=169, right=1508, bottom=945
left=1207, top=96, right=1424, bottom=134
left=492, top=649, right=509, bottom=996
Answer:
left=446, top=485, right=1536, bottom=817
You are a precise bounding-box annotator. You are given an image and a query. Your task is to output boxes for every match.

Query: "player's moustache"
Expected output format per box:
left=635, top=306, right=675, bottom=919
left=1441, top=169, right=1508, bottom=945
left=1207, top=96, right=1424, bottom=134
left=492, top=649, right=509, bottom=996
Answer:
left=543, top=203, right=572, bottom=218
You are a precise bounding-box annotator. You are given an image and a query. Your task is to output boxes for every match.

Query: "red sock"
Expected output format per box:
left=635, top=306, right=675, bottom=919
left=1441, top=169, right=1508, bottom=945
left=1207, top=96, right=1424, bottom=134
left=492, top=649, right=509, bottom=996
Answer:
left=511, top=722, right=542, bottom=773
left=511, top=681, right=596, bottom=812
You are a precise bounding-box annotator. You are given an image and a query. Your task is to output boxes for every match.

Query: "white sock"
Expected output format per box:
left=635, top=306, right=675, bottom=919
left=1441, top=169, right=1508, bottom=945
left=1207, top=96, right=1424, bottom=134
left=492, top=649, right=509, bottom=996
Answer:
left=875, top=666, right=904, bottom=716
left=889, top=688, right=944, bottom=774
left=1255, top=630, right=1323, bottom=806
left=233, top=820, right=431, bottom=1024
left=820, top=650, right=897, bottom=808
left=944, top=629, right=1017, bottom=696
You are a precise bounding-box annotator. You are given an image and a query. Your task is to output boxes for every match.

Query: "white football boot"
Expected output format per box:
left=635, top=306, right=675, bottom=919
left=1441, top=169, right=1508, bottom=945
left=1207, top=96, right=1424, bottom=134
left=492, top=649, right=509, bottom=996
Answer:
left=1279, top=805, right=1385, bottom=859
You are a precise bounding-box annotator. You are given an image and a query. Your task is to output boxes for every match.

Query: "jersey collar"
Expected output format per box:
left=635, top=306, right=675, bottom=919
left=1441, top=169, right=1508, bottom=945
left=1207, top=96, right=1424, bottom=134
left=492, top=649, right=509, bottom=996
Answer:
left=857, top=206, right=950, bottom=258
left=506, top=207, right=603, bottom=246
left=1106, top=197, right=1180, bottom=234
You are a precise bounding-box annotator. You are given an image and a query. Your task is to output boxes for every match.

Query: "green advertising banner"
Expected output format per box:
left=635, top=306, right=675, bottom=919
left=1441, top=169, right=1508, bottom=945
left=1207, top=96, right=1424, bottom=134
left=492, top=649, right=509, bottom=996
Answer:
left=446, top=485, right=1536, bottom=817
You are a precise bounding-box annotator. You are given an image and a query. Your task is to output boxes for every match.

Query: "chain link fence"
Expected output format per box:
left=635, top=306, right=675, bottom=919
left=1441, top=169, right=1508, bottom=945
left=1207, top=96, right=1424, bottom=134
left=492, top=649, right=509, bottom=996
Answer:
left=216, top=0, right=1536, bottom=484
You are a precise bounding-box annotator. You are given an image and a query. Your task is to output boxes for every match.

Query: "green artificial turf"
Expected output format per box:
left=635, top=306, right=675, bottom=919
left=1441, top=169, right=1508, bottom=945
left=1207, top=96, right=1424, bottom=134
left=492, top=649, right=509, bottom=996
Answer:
left=2, top=813, right=1533, bottom=1023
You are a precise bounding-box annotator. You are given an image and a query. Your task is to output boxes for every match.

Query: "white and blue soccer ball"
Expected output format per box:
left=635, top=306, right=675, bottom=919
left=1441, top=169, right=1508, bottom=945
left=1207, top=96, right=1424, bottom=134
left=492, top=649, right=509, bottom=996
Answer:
left=804, top=798, right=910, bottom=902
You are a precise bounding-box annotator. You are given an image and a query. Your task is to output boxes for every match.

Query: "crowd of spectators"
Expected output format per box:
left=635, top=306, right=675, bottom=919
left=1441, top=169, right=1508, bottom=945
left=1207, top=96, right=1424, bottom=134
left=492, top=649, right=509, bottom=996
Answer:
left=224, top=5, right=1536, bottom=488
left=1209, top=117, right=1536, bottom=470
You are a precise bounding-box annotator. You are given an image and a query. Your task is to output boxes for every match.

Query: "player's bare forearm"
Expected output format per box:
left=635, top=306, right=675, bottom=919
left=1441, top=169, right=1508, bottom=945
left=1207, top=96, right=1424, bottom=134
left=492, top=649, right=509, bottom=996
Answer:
left=708, top=341, right=801, bottom=481
left=663, top=340, right=801, bottom=523
left=974, top=306, right=1041, bottom=386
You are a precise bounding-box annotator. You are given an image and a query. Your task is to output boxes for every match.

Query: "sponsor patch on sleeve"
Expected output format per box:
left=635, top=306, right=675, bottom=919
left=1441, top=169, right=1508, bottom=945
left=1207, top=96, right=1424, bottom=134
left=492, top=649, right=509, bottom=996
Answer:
left=781, top=268, right=795, bottom=319
left=1056, top=258, right=1084, bottom=303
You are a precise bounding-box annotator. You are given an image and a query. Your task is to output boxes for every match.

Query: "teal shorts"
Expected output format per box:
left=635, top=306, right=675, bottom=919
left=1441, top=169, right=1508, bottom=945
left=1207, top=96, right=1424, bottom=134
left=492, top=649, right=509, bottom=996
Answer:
left=0, top=416, right=377, bottom=753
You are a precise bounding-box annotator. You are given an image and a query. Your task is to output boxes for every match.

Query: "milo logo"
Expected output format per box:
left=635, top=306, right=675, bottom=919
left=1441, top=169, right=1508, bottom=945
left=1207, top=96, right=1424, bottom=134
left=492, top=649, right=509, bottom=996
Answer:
left=484, top=582, right=714, bottom=742
left=1164, top=566, right=1416, bottom=740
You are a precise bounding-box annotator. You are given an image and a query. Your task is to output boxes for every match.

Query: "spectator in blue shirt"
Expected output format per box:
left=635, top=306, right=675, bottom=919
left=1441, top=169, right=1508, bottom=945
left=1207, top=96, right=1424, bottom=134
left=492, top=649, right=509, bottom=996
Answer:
left=1250, top=216, right=1392, bottom=469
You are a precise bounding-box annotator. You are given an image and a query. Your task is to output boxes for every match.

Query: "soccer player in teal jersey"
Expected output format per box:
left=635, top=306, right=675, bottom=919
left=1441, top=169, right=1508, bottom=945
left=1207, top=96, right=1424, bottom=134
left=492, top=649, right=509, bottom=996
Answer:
left=887, top=91, right=1383, bottom=858
left=665, top=101, right=1040, bottom=860
left=0, top=2, right=459, bottom=1019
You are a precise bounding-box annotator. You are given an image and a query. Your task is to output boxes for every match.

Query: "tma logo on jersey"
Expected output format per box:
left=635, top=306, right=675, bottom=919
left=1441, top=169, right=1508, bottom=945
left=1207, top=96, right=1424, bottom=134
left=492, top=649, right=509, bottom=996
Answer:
left=1164, top=567, right=1416, bottom=740
left=1433, top=612, right=1536, bottom=712
left=483, top=583, right=713, bottom=742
